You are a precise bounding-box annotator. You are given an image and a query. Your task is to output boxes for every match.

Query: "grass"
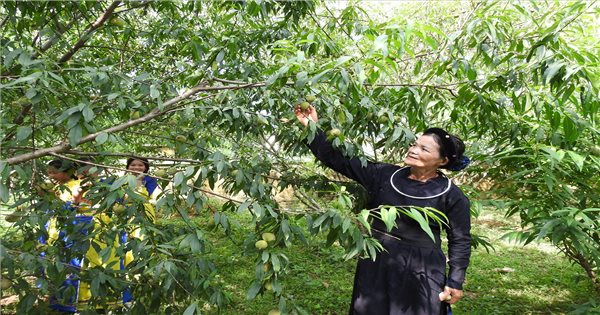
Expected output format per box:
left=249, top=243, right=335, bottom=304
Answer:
left=194, top=208, right=596, bottom=315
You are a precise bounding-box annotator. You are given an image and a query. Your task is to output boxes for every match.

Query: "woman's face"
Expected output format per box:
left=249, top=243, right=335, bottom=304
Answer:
left=403, top=135, right=448, bottom=170
left=127, top=159, right=147, bottom=174
left=47, top=167, right=71, bottom=183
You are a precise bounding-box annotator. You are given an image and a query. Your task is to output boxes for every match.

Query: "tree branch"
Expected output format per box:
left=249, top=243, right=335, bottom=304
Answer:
left=50, top=152, right=245, bottom=205
left=57, top=1, right=122, bottom=64
left=64, top=150, right=207, bottom=164
left=3, top=79, right=276, bottom=165
left=366, top=83, right=458, bottom=96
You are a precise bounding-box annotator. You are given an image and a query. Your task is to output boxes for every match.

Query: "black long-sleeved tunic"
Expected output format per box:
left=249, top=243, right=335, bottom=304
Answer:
left=307, top=130, right=471, bottom=315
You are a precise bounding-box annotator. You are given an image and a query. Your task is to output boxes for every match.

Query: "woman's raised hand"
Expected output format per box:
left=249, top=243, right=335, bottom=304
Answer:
left=294, top=104, right=319, bottom=127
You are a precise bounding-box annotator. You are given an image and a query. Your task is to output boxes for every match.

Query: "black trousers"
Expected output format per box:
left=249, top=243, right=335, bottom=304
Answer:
left=349, top=234, right=451, bottom=315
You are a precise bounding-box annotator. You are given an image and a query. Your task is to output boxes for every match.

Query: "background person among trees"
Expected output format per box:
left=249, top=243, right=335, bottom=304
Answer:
left=295, top=104, right=472, bottom=315
left=125, top=157, right=158, bottom=201
left=40, top=159, right=94, bottom=313
left=69, top=156, right=135, bottom=309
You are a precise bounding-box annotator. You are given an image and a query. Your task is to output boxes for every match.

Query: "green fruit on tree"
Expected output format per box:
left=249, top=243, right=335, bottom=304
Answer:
left=5, top=212, right=21, bottom=223
left=12, top=97, right=29, bottom=107
left=155, top=169, right=167, bottom=177
left=36, top=243, right=48, bottom=252
left=109, top=17, right=126, bottom=27
left=262, top=263, right=271, bottom=272
left=207, top=217, right=216, bottom=228
left=378, top=115, right=389, bottom=124
left=167, top=167, right=179, bottom=175
left=175, top=135, right=187, bottom=142
left=264, top=282, right=273, bottom=291
left=255, top=240, right=268, bottom=250
left=257, top=116, right=268, bottom=125
left=328, top=128, right=341, bottom=137
left=591, top=145, right=600, bottom=156
left=299, top=101, right=310, bottom=110
left=113, top=204, right=126, bottom=214
left=231, top=169, right=238, bottom=177
left=131, top=111, right=141, bottom=119
left=305, top=95, right=317, bottom=102
left=262, top=232, right=276, bottom=243
left=268, top=310, right=281, bottom=315
left=40, top=182, right=54, bottom=190
left=0, top=278, right=12, bottom=290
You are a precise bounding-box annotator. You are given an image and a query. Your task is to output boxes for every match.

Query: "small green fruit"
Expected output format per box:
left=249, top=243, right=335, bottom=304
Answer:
left=305, top=95, right=317, bottom=102
left=36, top=244, right=48, bottom=252
left=40, top=182, right=54, bottom=190
left=257, top=116, right=268, bottom=125
left=255, top=240, right=268, bottom=250
left=264, top=282, right=273, bottom=291
left=154, top=169, right=167, bottom=177
left=113, top=204, right=126, bottom=214
left=167, top=167, right=179, bottom=175
left=299, top=101, right=311, bottom=110
left=262, top=263, right=271, bottom=272
left=109, top=17, right=126, bottom=27
left=328, top=128, right=341, bottom=137
left=5, top=212, right=21, bottom=223
left=12, top=97, right=29, bottom=107
left=131, top=111, right=141, bottom=119
left=378, top=115, right=389, bottom=124
left=0, top=278, right=12, bottom=290
left=268, top=309, right=281, bottom=315
left=207, top=217, right=216, bottom=228
left=591, top=145, right=600, bottom=156
left=262, top=232, right=276, bottom=243
left=175, top=135, right=187, bottom=142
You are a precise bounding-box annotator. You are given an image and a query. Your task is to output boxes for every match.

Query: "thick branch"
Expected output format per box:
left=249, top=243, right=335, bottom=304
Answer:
left=57, top=1, right=121, bottom=64
left=65, top=150, right=205, bottom=164
left=51, top=152, right=245, bottom=205
left=3, top=81, right=269, bottom=165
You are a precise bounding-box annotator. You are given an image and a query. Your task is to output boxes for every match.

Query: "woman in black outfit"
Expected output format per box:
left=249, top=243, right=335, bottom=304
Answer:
left=295, top=104, right=472, bottom=315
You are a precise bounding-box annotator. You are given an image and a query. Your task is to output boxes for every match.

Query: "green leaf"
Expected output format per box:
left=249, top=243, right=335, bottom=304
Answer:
left=544, top=61, right=564, bottom=84
left=408, top=207, right=435, bottom=242
left=271, top=255, right=281, bottom=272
left=82, top=106, right=95, bottom=122
left=380, top=207, right=397, bottom=232
left=109, top=175, right=128, bottom=191
left=246, top=281, right=262, bottom=300
left=566, top=151, right=584, bottom=171
left=183, top=302, right=198, bottom=315
left=0, top=183, right=9, bottom=202
left=16, top=126, right=33, bottom=141
left=335, top=55, right=353, bottom=67
left=372, top=34, right=388, bottom=54
left=95, top=132, right=109, bottom=145
left=150, top=84, right=159, bottom=99
left=174, top=172, right=184, bottom=187
left=68, top=124, right=83, bottom=146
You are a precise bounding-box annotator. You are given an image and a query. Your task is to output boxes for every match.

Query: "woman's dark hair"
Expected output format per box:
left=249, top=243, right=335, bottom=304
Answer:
left=423, top=128, right=470, bottom=171
left=47, top=159, right=78, bottom=178
left=126, top=157, right=150, bottom=173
